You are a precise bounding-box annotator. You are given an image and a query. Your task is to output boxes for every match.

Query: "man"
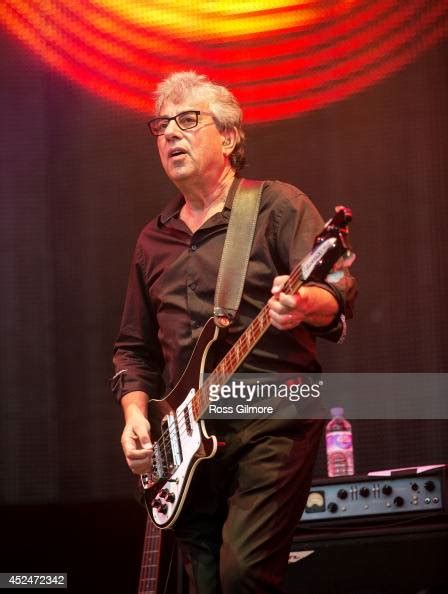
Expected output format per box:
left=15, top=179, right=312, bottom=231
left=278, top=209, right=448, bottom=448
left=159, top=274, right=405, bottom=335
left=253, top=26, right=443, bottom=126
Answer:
left=112, top=71, right=355, bottom=594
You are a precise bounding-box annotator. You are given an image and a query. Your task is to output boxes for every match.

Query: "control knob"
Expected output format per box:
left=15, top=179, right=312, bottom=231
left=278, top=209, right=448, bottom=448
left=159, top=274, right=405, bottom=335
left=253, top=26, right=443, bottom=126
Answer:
left=152, top=498, right=168, bottom=514
left=424, top=481, right=435, bottom=492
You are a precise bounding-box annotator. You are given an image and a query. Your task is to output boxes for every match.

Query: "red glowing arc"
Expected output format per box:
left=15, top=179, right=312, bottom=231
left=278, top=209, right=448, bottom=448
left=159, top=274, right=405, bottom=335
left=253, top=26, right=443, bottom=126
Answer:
left=0, top=1, right=447, bottom=123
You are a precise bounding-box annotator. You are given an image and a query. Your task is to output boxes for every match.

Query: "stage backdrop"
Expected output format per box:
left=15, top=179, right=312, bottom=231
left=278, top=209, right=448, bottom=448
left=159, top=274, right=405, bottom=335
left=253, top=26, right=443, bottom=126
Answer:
left=1, top=1, right=448, bottom=505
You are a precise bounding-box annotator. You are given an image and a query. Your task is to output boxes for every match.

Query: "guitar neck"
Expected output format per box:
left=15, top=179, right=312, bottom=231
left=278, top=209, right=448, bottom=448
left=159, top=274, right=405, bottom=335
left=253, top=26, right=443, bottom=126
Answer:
left=193, top=263, right=305, bottom=420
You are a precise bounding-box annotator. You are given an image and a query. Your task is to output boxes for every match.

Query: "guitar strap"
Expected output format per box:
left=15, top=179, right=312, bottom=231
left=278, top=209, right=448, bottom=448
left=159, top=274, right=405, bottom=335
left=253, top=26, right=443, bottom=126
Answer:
left=214, top=178, right=265, bottom=327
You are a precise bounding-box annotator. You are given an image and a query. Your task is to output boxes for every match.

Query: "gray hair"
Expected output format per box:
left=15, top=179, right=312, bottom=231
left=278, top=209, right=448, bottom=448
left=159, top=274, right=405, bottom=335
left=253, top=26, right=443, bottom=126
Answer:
left=154, top=71, right=246, bottom=171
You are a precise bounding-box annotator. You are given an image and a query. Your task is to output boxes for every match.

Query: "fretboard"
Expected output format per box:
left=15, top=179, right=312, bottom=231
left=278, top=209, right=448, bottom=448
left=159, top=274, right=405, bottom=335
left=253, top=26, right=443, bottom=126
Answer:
left=137, top=518, right=162, bottom=594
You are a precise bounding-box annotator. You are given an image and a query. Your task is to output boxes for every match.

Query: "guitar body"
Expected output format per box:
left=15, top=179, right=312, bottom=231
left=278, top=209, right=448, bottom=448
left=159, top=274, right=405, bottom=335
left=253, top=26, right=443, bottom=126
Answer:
left=143, top=317, right=222, bottom=529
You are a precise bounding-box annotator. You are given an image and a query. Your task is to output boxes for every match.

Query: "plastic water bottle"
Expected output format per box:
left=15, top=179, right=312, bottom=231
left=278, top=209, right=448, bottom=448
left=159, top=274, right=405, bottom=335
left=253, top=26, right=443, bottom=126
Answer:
left=326, top=407, right=354, bottom=477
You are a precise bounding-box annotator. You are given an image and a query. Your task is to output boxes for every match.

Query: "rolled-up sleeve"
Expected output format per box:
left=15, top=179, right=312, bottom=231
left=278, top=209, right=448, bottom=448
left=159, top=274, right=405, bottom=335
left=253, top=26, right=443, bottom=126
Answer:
left=112, top=243, right=165, bottom=403
left=303, top=268, right=357, bottom=343
left=272, top=183, right=357, bottom=343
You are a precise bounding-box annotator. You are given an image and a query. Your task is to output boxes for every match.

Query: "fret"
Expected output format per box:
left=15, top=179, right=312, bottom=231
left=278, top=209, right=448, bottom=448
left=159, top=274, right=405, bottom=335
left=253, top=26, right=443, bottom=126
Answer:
left=245, top=321, right=256, bottom=345
left=142, top=563, right=159, bottom=567
left=240, top=331, right=248, bottom=351
left=233, top=341, right=241, bottom=361
left=140, top=564, right=159, bottom=569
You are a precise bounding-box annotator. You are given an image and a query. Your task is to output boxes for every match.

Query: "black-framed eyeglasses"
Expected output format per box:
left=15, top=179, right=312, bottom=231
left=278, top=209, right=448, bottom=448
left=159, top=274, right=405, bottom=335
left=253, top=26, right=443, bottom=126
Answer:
left=147, top=110, right=214, bottom=136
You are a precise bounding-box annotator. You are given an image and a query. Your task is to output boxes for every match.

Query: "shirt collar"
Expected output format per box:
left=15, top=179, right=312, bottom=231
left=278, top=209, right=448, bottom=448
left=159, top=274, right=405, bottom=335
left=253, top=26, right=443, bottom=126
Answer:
left=158, top=194, right=184, bottom=225
left=158, top=175, right=242, bottom=226
left=222, top=175, right=241, bottom=215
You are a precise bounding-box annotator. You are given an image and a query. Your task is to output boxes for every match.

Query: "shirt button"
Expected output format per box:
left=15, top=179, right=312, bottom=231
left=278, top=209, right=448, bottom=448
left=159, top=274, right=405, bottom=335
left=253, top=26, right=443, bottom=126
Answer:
left=192, top=320, right=200, bottom=329
left=190, top=281, right=197, bottom=291
left=191, top=244, right=198, bottom=251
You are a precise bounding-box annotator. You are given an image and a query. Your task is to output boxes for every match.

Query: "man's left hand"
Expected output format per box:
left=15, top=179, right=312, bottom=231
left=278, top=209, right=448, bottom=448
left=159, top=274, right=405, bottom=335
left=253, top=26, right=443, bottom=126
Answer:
left=268, top=275, right=338, bottom=330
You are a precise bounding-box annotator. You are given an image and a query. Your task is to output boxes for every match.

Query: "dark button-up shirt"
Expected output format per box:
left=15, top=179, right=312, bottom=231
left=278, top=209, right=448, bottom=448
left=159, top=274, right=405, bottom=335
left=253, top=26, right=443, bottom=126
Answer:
left=112, top=178, right=353, bottom=402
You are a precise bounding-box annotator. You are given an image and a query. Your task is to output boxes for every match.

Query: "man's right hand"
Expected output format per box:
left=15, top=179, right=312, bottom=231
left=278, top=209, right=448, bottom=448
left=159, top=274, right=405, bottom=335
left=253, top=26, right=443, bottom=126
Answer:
left=120, top=391, right=153, bottom=475
left=121, top=412, right=153, bottom=474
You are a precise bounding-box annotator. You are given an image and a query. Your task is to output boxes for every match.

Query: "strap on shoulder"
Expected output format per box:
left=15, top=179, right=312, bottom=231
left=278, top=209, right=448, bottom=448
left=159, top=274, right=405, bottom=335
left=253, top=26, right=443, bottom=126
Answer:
left=214, top=178, right=265, bottom=327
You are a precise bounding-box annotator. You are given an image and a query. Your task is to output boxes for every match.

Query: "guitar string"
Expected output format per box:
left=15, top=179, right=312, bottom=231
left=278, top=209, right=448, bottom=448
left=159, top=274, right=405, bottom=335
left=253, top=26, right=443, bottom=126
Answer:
left=147, top=229, right=343, bottom=480
left=162, top=537, right=176, bottom=594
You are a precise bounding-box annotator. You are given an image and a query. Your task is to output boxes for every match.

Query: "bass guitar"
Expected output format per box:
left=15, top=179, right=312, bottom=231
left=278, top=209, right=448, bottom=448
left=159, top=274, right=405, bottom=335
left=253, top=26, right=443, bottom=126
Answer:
left=142, top=206, right=353, bottom=528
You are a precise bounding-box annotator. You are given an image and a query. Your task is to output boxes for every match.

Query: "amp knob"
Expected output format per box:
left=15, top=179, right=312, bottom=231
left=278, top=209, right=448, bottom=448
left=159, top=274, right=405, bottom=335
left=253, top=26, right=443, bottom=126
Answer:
left=360, top=487, right=370, bottom=498
left=337, top=489, right=348, bottom=500
left=327, top=502, right=338, bottom=513
left=382, top=484, right=392, bottom=495
left=424, top=481, right=435, bottom=492
left=394, top=496, right=404, bottom=507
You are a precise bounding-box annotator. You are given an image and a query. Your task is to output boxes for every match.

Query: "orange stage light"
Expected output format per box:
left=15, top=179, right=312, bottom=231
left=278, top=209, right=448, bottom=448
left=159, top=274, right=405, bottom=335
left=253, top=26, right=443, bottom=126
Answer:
left=1, top=1, right=447, bottom=122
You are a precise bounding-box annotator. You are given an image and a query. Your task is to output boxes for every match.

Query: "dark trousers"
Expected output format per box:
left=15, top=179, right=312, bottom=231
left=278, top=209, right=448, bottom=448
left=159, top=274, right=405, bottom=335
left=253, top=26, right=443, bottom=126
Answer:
left=173, top=418, right=324, bottom=594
